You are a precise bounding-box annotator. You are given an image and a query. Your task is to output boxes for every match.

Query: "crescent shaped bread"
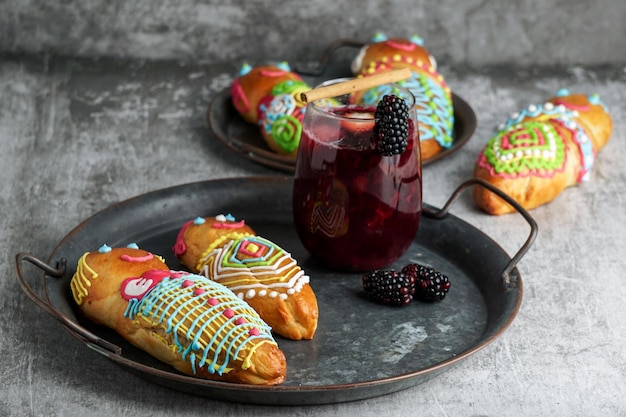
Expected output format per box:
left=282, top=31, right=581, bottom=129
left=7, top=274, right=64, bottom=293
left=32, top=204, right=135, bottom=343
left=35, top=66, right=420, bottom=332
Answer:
left=173, top=215, right=319, bottom=341
left=473, top=90, right=612, bottom=215
left=70, top=244, right=287, bottom=385
left=350, top=33, right=455, bottom=160
left=230, top=62, right=303, bottom=124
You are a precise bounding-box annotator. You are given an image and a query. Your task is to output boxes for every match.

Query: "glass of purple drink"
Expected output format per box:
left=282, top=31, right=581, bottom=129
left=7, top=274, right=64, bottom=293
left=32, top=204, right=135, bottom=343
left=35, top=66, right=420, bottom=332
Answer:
left=292, top=78, right=422, bottom=271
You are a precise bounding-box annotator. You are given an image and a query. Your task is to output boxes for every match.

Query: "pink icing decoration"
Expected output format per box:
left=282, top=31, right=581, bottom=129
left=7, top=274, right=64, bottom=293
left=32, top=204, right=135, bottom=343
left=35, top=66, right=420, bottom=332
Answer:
left=212, top=220, right=246, bottom=229
left=120, top=269, right=168, bottom=301
left=173, top=219, right=194, bottom=257
left=207, top=297, right=219, bottom=306
left=169, top=270, right=188, bottom=279
left=260, top=69, right=287, bottom=77
left=193, top=288, right=206, bottom=296
left=230, top=80, right=250, bottom=114
left=385, top=40, right=416, bottom=52
left=235, top=317, right=247, bottom=325
left=554, top=98, right=590, bottom=112
left=223, top=308, right=235, bottom=319
left=249, top=328, right=260, bottom=336
left=182, top=279, right=194, bottom=288
left=120, top=253, right=154, bottom=262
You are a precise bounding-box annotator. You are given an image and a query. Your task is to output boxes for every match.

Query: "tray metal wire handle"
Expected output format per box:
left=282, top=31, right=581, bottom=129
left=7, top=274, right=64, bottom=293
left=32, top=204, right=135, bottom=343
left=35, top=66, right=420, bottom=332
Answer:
left=294, top=38, right=366, bottom=76
left=423, top=178, right=538, bottom=290
left=15, top=253, right=122, bottom=355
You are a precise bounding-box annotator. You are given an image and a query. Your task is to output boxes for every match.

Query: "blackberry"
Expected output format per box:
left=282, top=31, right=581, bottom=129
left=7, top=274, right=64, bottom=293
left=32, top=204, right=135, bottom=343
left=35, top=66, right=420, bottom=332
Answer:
left=402, top=263, right=451, bottom=302
left=362, top=270, right=413, bottom=306
left=373, top=94, right=410, bottom=156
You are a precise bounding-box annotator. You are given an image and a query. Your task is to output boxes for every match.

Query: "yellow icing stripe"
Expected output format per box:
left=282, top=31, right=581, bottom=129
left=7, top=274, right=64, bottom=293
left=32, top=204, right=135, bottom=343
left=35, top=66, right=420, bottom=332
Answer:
left=70, top=252, right=98, bottom=305
left=241, top=339, right=276, bottom=371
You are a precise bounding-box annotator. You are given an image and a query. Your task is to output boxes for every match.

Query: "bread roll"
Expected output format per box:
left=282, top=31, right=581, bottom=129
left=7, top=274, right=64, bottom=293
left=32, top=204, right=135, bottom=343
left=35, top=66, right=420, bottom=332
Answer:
left=350, top=33, right=455, bottom=160
left=173, top=215, right=319, bottom=341
left=70, top=244, right=286, bottom=385
left=230, top=62, right=303, bottom=124
left=257, top=78, right=311, bottom=157
left=473, top=90, right=612, bottom=215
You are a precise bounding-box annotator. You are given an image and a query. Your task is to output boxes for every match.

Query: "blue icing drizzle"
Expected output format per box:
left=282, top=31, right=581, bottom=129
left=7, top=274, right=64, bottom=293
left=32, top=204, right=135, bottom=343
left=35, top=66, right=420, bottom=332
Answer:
left=501, top=102, right=578, bottom=130
left=99, top=244, right=112, bottom=253
left=124, top=273, right=274, bottom=376
left=361, top=72, right=454, bottom=147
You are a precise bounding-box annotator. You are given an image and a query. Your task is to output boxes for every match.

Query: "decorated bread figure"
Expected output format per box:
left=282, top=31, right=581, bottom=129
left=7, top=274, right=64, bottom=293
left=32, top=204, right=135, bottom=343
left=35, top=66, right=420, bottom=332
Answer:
left=473, top=89, right=612, bottom=215
left=70, top=244, right=287, bottom=385
left=173, top=214, right=319, bottom=341
left=230, top=62, right=311, bottom=157
left=350, top=33, right=455, bottom=160
left=230, top=61, right=303, bottom=124
left=256, top=77, right=311, bottom=157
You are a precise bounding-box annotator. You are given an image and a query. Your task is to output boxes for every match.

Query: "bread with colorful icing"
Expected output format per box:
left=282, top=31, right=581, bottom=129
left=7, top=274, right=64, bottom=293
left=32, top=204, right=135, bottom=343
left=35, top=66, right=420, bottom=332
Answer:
left=173, top=214, right=319, bottom=341
left=230, top=62, right=303, bottom=124
left=230, top=62, right=311, bottom=157
left=70, top=244, right=287, bottom=385
left=473, top=90, right=612, bottom=215
left=350, top=33, right=455, bottom=160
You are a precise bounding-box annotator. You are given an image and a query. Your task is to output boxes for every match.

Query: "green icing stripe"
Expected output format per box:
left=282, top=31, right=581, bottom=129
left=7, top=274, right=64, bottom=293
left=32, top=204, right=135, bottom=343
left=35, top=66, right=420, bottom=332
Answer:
left=482, top=120, right=566, bottom=177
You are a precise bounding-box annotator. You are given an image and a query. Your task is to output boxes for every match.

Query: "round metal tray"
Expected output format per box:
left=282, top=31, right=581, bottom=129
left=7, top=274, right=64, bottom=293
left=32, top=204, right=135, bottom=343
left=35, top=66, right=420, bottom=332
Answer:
left=16, top=177, right=536, bottom=405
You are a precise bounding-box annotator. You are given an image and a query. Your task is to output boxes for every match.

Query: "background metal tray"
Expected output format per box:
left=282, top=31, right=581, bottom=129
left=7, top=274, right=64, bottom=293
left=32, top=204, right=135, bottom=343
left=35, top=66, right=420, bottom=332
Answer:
left=208, top=90, right=476, bottom=172
left=16, top=176, right=535, bottom=406
left=207, top=38, right=476, bottom=172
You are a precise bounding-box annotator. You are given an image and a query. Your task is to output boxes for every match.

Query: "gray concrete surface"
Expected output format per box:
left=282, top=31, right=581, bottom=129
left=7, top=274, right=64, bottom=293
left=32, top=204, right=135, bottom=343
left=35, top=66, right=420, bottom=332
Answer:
left=2, top=0, right=626, bottom=67
left=2, top=1, right=626, bottom=416
left=2, top=53, right=625, bottom=417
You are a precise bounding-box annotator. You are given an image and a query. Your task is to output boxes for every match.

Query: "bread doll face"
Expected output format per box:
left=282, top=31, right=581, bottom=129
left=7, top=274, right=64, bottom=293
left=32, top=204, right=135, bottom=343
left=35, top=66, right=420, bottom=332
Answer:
left=70, top=244, right=169, bottom=305
left=351, top=33, right=437, bottom=74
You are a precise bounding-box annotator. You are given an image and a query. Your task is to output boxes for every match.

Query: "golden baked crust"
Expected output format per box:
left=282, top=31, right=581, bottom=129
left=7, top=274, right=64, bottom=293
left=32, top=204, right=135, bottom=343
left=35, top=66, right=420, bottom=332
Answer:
left=350, top=35, right=455, bottom=161
left=173, top=215, right=319, bottom=340
left=473, top=92, right=612, bottom=215
left=230, top=63, right=302, bottom=124
left=70, top=245, right=286, bottom=385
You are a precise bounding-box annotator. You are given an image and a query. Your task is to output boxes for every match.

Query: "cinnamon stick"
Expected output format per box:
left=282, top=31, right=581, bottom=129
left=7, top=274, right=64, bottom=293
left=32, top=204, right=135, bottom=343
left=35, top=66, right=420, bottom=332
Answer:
left=299, top=67, right=412, bottom=104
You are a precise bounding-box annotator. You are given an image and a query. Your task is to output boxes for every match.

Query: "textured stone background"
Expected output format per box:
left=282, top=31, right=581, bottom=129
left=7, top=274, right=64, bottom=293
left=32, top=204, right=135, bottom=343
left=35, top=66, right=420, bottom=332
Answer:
left=2, top=0, right=625, bottom=67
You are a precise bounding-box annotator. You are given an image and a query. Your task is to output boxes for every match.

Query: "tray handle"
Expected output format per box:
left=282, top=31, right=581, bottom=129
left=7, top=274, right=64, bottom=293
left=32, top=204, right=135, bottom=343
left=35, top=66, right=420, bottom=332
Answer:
left=294, top=38, right=366, bottom=76
left=15, top=253, right=122, bottom=355
left=423, top=178, right=538, bottom=290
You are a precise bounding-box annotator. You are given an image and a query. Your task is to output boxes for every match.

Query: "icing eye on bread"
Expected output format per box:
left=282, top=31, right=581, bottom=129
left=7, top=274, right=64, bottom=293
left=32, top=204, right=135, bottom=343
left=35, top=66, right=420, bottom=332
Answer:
left=473, top=90, right=613, bottom=215
left=173, top=215, right=319, bottom=341
left=70, top=244, right=287, bottom=385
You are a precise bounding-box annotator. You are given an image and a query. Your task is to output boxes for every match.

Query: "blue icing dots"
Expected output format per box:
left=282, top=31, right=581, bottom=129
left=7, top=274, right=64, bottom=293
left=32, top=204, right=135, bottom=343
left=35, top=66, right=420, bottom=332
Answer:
left=556, top=88, right=570, bottom=97
left=127, top=243, right=139, bottom=249
left=276, top=61, right=291, bottom=72
left=98, top=244, right=112, bottom=253
left=194, top=217, right=206, bottom=225
left=372, top=32, right=387, bottom=42
left=215, top=214, right=236, bottom=222
left=239, top=63, right=252, bottom=77
left=409, top=34, right=424, bottom=46
left=588, top=94, right=600, bottom=104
